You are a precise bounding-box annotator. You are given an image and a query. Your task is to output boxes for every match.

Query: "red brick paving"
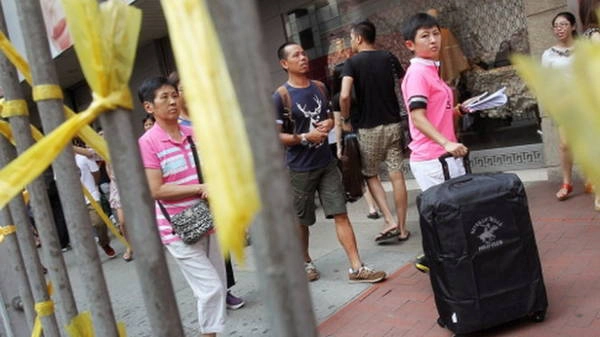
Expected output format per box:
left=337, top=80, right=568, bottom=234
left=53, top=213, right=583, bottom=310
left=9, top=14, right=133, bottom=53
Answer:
left=319, top=181, right=600, bottom=337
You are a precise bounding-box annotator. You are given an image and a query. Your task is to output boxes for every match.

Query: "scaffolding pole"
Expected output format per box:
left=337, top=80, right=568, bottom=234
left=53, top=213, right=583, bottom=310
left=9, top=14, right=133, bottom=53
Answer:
left=205, top=1, right=318, bottom=336
left=0, top=137, right=61, bottom=337
left=0, top=206, right=35, bottom=330
left=13, top=1, right=119, bottom=336
left=93, top=0, right=186, bottom=333
left=0, top=4, right=79, bottom=333
left=96, top=112, right=186, bottom=337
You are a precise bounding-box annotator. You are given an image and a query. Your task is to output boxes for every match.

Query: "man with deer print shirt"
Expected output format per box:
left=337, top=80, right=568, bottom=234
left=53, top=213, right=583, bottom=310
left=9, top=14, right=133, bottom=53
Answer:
left=272, top=41, right=386, bottom=284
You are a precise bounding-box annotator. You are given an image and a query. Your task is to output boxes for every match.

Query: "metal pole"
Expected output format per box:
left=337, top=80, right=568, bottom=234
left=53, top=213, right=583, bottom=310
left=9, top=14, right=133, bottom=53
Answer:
left=93, top=0, right=185, bottom=332
left=0, top=3, right=78, bottom=332
left=97, top=113, right=186, bottom=337
left=0, top=207, right=35, bottom=329
left=0, top=138, right=61, bottom=337
left=0, top=288, right=16, bottom=337
left=205, top=1, right=318, bottom=336
left=13, top=1, right=119, bottom=336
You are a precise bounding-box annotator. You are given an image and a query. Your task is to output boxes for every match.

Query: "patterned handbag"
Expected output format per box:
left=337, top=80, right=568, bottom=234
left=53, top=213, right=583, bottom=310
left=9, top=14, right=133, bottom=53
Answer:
left=159, top=200, right=214, bottom=244
left=157, top=136, right=214, bottom=244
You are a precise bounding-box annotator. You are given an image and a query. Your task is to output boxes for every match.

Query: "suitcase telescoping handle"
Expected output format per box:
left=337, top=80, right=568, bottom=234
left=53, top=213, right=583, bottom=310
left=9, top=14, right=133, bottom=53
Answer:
left=438, top=152, right=472, bottom=181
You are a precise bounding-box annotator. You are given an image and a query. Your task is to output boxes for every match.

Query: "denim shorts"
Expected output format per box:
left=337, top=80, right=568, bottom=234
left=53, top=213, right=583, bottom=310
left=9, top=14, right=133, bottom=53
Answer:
left=288, top=160, right=347, bottom=226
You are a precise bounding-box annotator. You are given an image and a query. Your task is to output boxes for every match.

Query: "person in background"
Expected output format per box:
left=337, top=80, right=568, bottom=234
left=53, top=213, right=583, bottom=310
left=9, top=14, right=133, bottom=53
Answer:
left=73, top=138, right=117, bottom=259
left=274, top=41, right=386, bottom=283
left=580, top=0, right=600, bottom=40
left=106, top=162, right=132, bottom=261
left=540, top=12, right=579, bottom=203
left=330, top=62, right=381, bottom=219
left=340, top=20, right=410, bottom=244
left=143, top=114, right=155, bottom=131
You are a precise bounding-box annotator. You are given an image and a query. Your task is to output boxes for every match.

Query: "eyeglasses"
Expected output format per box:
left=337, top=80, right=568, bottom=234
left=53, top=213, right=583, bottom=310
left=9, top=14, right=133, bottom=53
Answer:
left=553, top=22, right=571, bottom=29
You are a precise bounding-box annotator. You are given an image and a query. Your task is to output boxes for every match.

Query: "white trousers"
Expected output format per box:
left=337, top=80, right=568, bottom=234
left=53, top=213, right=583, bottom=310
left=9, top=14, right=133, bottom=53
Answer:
left=410, top=157, right=466, bottom=192
left=166, top=234, right=227, bottom=334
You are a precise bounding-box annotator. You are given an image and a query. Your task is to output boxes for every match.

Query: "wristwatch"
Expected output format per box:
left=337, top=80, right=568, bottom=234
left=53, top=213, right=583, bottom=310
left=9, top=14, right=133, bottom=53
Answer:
left=300, top=133, right=309, bottom=146
left=340, top=116, right=350, bottom=123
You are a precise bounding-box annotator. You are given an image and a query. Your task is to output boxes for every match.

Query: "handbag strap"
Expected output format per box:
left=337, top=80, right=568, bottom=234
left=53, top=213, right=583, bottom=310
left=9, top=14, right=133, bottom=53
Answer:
left=157, top=135, right=204, bottom=222
left=186, top=135, right=204, bottom=182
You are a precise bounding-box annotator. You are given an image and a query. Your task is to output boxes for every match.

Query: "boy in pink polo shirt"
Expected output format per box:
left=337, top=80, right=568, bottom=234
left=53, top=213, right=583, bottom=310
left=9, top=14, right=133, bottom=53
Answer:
left=400, top=13, right=469, bottom=272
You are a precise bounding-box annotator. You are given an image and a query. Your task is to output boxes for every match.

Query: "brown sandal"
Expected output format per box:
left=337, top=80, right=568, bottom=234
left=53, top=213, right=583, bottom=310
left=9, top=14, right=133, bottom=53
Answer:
left=584, top=182, right=594, bottom=194
left=556, top=183, right=573, bottom=201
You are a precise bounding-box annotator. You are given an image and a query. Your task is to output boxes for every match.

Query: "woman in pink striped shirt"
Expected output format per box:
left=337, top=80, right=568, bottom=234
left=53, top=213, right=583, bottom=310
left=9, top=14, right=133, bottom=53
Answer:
left=138, top=77, right=226, bottom=337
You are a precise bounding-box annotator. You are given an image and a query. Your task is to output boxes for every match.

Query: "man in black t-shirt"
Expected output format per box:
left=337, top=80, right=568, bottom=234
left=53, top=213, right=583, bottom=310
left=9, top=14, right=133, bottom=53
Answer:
left=340, top=20, right=410, bottom=244
left=273, top=42, right=386, bottom=284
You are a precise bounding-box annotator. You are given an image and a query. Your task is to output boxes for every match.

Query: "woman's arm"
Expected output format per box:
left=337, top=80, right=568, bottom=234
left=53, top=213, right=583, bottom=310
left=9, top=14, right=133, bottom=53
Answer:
left=145, top=168, right=208, bottom=201
left=411, top=108, right=468, bottom=157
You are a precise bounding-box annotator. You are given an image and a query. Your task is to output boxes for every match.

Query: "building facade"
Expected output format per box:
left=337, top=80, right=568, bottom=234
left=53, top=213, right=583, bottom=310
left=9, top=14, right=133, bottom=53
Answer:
left=0, top=0, right=579, bottom=175
left=258, top=0, right=578, bottom=176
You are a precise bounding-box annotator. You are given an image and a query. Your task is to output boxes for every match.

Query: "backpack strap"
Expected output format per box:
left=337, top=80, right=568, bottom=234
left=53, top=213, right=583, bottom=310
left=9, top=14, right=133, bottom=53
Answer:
left=311, top=80, right=328, bottom=98
left=311, top=80, right=332, bottom=119
left=276, top=85, right=292, bottom=114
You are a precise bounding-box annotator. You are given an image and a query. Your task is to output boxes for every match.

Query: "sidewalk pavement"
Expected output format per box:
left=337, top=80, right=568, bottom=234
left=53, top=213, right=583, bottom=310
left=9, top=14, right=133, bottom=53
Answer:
left=319, top=179, right=600, bottom=337
left=34, top=170, right=599, bottom=337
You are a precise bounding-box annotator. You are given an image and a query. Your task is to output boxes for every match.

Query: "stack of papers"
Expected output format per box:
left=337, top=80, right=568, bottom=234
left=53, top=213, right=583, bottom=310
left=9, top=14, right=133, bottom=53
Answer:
left=462, top=87, right=508, bottom=113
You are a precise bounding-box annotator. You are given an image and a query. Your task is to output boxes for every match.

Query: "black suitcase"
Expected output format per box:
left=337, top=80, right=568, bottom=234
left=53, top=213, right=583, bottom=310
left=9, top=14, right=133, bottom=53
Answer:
left=417, top=154, right=547, bottom=335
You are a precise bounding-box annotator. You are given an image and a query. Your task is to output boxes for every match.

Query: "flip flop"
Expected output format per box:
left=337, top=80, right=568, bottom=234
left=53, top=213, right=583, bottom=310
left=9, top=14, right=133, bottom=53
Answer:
left=375, top=228, right=401, bottom=243
left=367, top=211, right=381, bottom=219
left=398, top=230, right=411, bottom=241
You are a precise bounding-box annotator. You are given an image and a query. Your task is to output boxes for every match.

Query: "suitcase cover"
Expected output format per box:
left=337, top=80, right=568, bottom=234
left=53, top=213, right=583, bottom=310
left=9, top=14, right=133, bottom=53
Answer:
left=417, top=173, right=547, bottom=334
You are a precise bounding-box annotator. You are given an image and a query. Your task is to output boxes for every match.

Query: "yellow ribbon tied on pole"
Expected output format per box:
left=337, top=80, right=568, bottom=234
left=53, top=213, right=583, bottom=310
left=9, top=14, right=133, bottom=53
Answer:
left=0, top=0, right=140, bottom=210
left=512, top=35, right=600, bottom=191
left=0, top=225, right=16, bottom=243
left=65, top=311, right=127, bottom=337
left=0, top=120, right=45, bottom=145
left=0, top=32, right=109, bottom=161
left=161, top=0, right=261, bottom=261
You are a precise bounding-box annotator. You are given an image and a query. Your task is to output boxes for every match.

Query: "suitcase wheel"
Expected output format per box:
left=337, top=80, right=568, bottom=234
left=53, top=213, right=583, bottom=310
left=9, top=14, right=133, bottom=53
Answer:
left=437, top=317, right=445, bottom=328
left=530, top=310, right=546, bottom=322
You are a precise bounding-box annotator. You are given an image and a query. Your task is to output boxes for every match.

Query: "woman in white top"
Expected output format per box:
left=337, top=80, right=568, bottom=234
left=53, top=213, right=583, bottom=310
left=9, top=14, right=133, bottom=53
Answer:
left=541, top=12, right=578, bottom=202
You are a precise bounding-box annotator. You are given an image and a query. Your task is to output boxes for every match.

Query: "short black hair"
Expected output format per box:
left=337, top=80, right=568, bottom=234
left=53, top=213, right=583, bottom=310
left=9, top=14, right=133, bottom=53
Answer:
left=137, top=76, right=173, bottom=104
left=167, top=71, right=180, bottom=88
left=277, top=41, right=298, bottom=60
left=401, top=13, right=440, bottom=42
left=351, top=20, right=376, bottom=44
left=579, top=0, right=598, bottom=29
left=142, top=114, right=155, bottom=125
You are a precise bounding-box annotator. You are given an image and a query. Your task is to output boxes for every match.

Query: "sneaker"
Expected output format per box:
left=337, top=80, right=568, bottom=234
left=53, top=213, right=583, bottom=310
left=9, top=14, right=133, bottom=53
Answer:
left=61, top=244, right=72, bottom=253
left=226, top=291, right=245, bottom=310
left=304, top=261, right=320, bottom=282
left=415, top=254, right=430, bottom=273
left=348, top=266, right=386, bottom=283
left=102, top=245, right=117, bottom=259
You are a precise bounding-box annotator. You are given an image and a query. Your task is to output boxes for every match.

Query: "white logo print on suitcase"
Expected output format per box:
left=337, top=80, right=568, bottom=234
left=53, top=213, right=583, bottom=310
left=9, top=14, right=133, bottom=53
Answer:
left=471, top=216, right=504, bottom=251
